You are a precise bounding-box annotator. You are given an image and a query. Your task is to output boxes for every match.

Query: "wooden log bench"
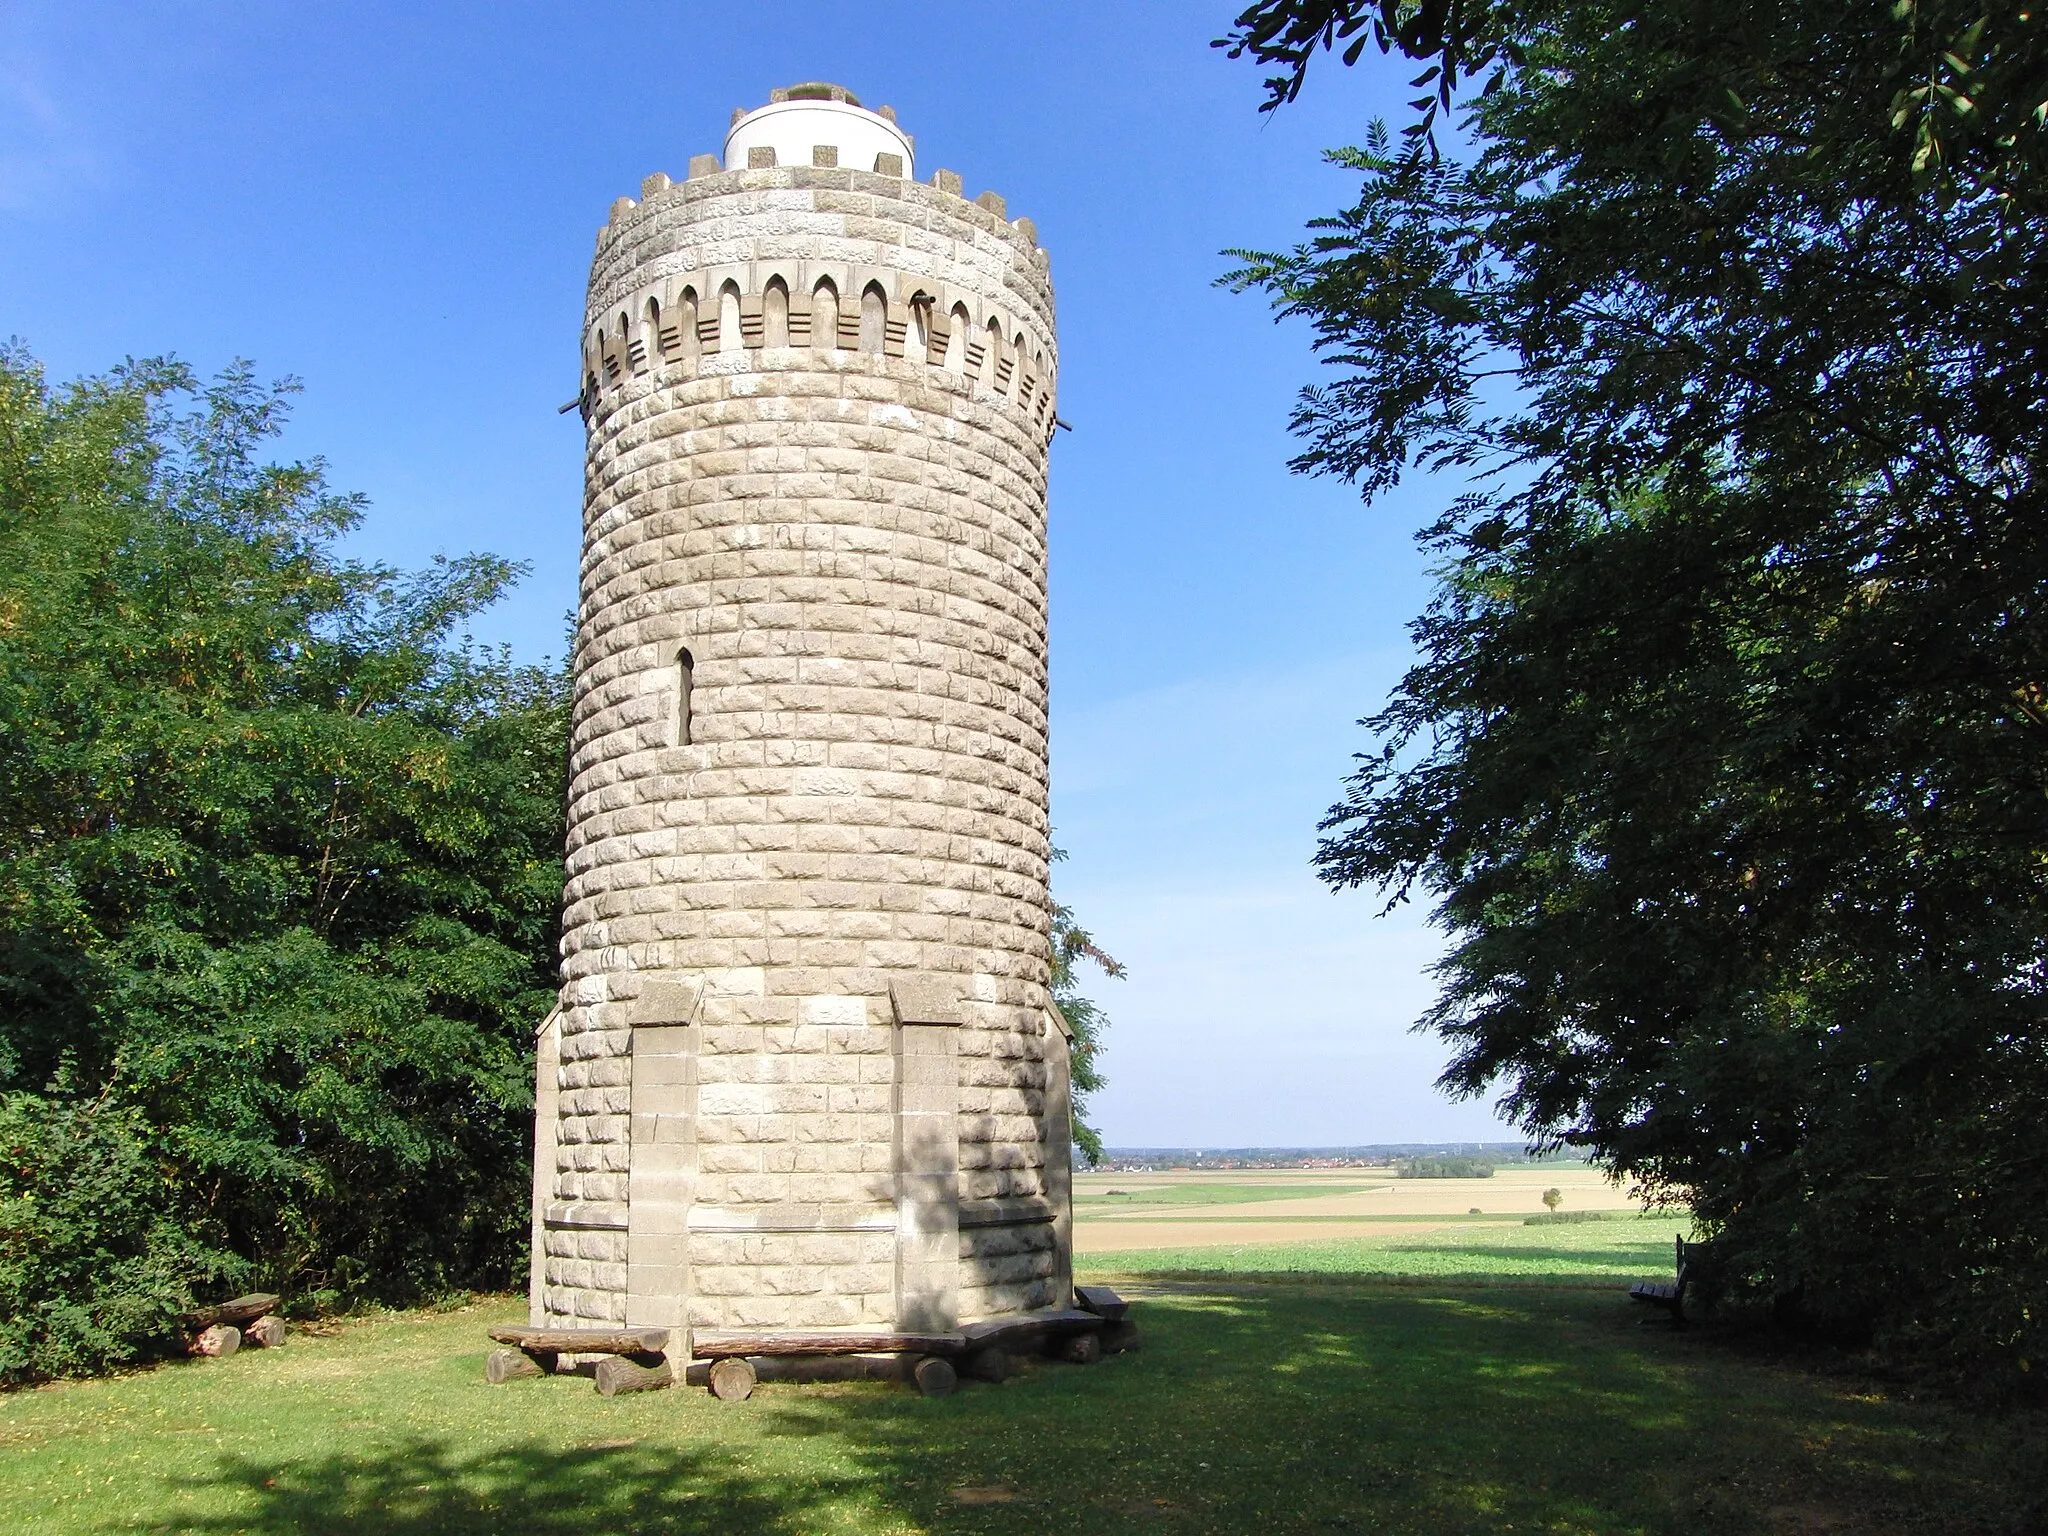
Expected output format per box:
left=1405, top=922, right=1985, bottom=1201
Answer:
left=686, top=1298, right=1129, bottom=1402
left=1630, top=1235, right=1712, bottom=1325
left=183, top=1294, right=287, bottom=1357
left=485, top=1289, right=1136, bottom=1401
left=484, top=1326, right=673, bottom=1392
left=1077, top=1284, right=1140, bottom=1354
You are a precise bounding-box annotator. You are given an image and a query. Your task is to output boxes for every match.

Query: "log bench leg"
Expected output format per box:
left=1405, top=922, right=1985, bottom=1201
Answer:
left=912, top=1356, right=957, bottom=1398
left=708, top=1357, right=756, bottom=1402
left=245, top=1316, right=287, bottom=1349
left=962, top=1346, right=1012, bottom=1383
left=486, top=1348, right=561, bottom=1383
left=192, top=1325, right=241, bottom=1358
left=594, top=1356, right=672, bottom=1397
left=486, top=1348, right=547, bottom=1384
left=1053, top=1331, right=1102, bottom=1365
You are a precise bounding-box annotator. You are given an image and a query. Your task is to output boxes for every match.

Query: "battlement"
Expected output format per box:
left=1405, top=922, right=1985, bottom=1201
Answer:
left=597, top=158, right=1045, bottom=271
left=726, top=84, right=914, bottom=180
left=579, top=255, right=1059, bottom=442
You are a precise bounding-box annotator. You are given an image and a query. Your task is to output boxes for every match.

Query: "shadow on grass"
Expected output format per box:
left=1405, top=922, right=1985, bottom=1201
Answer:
left=168, top=1284, right=2048, bottom=1536
left=179, top=1439, right=857, bottom=1535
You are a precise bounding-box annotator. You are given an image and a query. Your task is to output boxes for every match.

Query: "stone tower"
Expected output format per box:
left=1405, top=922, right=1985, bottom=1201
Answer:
left=531, top=83, right=1069, bottom=1347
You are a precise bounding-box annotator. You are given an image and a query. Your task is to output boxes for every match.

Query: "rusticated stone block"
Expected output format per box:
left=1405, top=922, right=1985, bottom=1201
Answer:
left=539, top=84, right=1063, bottom=1335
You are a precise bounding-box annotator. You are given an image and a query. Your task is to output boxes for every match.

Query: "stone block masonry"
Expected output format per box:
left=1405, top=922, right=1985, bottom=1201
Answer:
left=535, top=85, right=1072, bottom=1336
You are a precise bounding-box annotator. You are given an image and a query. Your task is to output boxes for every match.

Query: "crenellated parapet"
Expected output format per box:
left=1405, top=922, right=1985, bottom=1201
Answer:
left=581, top=159, right=1058, bottom=443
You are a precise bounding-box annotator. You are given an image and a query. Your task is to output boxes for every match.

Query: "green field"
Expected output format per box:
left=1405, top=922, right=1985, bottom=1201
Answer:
left=4, top=1210, right=2044, bottom=1535
left=1075, top=1181, right=1381, bottom=1208
left=1080, top=1212, right=1679, bottom=1282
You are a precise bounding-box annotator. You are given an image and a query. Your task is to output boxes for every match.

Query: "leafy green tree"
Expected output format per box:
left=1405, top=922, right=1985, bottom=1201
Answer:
left=1050, top=850, right=1125, bottom=1167
left=0, top=347, right=566, bottom=1379
left=1220, top=3, right=2048, bottom=1366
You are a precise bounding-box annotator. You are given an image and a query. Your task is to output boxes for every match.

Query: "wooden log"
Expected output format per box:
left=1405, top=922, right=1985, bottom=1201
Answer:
left=244, top=1315, right=287, bottom=1349
left=1054, top=1330, right=1102, bottom=1365
left=1102, top=1320, right=1140, bottom=1354
left=962, top=1346, right=1012, bottom=1384
left=686, top=1355, right=915, bottom=1387
left=594, top=1356, right=673, bottom=1397
left=1075, top=1285, right=1130, bottom=1322
left=913, top=1356, right=958, bottom=1398
left=693, top=1329, right=963, bottom=1359
left=487, top=1326, right=669, bottom=1356
left=708, top=1357, right=757, bottom=1402
left=192, top=1324, right=241, bottom=1358
left=184, top=1294, right=280, bottom=1330
left=486, top=1348, right=546, bottom=1384
left=958, top=1308, right=1101, bottom=1352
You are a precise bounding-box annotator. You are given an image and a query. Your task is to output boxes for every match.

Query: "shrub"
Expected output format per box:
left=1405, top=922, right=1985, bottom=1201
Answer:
left=0, top=1092, right=243, bottom=1383
left=0, top=349, right=564, bottom=1373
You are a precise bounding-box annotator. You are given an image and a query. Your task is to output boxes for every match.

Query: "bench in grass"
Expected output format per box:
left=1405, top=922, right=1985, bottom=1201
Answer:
left=484, top=1326, right=673, bottom=1392
left=1630, top=1235, right=1713, bottom=1324
left=486, top=1292, right=1136, bottom=1401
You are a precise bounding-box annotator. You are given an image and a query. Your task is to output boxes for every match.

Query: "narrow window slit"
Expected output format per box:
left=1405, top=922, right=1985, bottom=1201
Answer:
left=676, top=648, right=695, bottom=746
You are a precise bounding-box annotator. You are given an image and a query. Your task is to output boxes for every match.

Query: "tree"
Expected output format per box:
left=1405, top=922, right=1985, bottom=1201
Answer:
left=0, top=347, right=566, bottom=1380
left=1220, top=3, right=2048, bottom=1366
left=1543, top=1188, right=1563, bottom=1213
left=1050, top=850, right=1126, bottom=1167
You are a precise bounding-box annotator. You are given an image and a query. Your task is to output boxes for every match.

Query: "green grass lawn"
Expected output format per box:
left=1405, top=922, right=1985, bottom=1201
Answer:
left=1074, top=1181, right=1383, bottom=1207
left=3, top=1226, right=2044, bottom=1534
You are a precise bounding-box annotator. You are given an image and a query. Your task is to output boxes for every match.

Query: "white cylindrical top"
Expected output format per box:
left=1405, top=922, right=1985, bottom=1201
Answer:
left=725, top=95, right=913, bottom=177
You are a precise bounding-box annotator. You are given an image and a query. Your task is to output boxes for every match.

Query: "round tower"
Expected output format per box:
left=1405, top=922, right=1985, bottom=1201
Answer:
left=531, top=84, right=1069, bottom=1345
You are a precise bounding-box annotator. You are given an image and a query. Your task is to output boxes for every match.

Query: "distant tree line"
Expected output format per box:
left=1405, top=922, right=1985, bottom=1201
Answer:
left=1222, top=0, right=2048, bottom=1374
left=1397, top=1154, right=1496, bottom=1179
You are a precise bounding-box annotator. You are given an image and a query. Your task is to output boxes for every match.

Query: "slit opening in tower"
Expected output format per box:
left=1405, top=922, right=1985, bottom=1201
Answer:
left=676, top=647, right=694, bottom=747
left=909, top=292, right=931, bottom=357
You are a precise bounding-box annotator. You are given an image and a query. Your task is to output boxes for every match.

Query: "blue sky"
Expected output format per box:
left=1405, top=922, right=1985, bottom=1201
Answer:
left=1, top=0, right=1512, bottom=1145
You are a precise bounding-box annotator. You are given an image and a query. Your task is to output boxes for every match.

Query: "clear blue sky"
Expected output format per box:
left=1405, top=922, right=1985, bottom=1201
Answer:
left=1, top=0, right=1513, bottom=1145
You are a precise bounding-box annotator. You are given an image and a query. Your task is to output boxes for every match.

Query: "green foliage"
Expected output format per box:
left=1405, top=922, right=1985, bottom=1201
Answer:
left=0, top=1091, right=244, bottom=1381
left=1542, top=1188, right=1562, bottom=1212
left=1398, top=1155, right=1495, bottom=1179
left=1049, top=848, right=1126, bottom=1168
left=0, top=347, right=566, bottom=1379
left=1222, top=5, right=2048, bottom=1369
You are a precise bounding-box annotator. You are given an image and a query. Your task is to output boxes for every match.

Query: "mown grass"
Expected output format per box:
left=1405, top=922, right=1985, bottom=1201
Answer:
left=1079, top=1214, right=1681, bottom=1284
left=3, top=1226, right=2044, bottom=1535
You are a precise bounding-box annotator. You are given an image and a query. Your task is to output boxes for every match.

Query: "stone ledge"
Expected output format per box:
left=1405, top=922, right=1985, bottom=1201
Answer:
left=545, top=1203, right=630, bottom=1231
left=959, top=1197, right=1056, bottom=1230
left=889, top=974, right=963, bottom=1026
